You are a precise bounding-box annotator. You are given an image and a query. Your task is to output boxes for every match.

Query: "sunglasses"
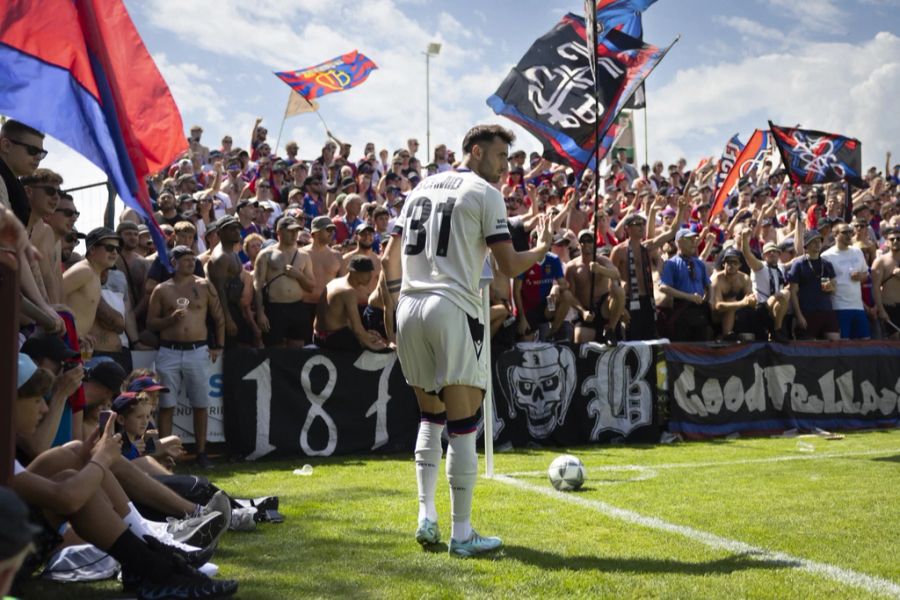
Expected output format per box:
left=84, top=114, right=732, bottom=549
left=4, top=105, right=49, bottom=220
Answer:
left=9, top=139, right=48, bottom=159
left=96, top=243, right=120, bottom=253
left=31, top=185, right=61, bottom=196
left=889, top=238, right=900, bottom=243
left=55, top=208, right=80, bottom=218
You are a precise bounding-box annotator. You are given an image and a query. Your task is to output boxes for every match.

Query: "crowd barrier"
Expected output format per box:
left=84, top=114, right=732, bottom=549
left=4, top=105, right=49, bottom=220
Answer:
left=129, top=340, right=900, bottom=459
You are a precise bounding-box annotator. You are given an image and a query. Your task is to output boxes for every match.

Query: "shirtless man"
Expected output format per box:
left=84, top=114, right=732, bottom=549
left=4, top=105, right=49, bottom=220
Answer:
left=90, top=266, right=138, bottom=372
left=709, top=248, right=756, bottom=341
left=342, top=223, right=381, bottom=299
left=46, top=191, right=80, bottom=291
left=255, top=216, right=315, bottom=347
left=206, top=215, right=257, bottom=347
left=303, top=216, right=345, bottom=339
left=314, top=256, right=386, bottom=352
left=567, top=229, right=625, bottom=344
left=872, top=231, right=900, bottom=339
left=610, top=198, right=687, bottom=341
left=115, top=221, right=150, bottom=324
left=22, top=169, right=62, bottom=304
left=147, top=245, right=224, bottom=468
left=63, top=227, right=120, bottom=339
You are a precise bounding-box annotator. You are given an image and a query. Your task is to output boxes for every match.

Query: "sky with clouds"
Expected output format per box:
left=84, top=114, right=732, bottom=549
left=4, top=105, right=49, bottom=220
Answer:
left=43, top=0, right=900, bottom=226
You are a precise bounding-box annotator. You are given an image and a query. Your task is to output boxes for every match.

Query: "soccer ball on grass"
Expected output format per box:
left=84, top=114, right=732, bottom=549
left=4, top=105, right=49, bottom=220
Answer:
left=548, top=454, right=585, bottom=491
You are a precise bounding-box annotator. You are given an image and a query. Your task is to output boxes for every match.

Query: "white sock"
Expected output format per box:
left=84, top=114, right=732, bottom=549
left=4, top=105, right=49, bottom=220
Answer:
left=415, top=421, right=444, bottom=522
left=446, top=431, right=477, bottom=542
left=123, top=502, right=154, bottom=540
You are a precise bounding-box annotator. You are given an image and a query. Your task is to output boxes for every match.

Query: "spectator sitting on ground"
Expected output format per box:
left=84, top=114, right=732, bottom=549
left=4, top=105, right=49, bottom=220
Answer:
left=314, top=256, right=387, bottom=351
left=709, top=247, right=757, bottom=341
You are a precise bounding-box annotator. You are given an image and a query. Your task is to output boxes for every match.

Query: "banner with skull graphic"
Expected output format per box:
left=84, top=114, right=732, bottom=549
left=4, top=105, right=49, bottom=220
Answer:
left=492, top=342, right=663, bottom=446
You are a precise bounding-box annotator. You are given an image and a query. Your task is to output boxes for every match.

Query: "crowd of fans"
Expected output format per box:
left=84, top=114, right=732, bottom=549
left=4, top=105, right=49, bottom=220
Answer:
left=1, top=113, right=899, bottom=597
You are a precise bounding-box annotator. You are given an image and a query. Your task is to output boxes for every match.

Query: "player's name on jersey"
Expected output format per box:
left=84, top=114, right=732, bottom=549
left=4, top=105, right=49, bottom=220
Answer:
left=417, top=175, right=465, bottom=191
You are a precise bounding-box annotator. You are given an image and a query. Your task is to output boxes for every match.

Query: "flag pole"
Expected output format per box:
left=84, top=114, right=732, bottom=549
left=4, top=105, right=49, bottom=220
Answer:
left=482, top=283, right=494, bottom=478
left=586, top=1, right=602, bottom=317
left=274, top=90, right=291, bottom=157
left=643, top=105, right=649, bottom=169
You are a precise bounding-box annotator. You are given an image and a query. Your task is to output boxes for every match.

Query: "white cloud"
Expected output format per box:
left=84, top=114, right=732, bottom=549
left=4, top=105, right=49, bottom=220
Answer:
left=646, top=31, right=900, bottom=167
left=153, top=53, right=223, bottom=124
left=761, top=0, right=847, bottom=34
left=714, top=16, right=784, bottom=41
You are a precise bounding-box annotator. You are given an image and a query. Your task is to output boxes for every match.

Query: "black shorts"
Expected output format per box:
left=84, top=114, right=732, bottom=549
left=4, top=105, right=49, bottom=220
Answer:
left=362, top=305, right=387, bottom=339
left=525, top=300, right=550, bottom=331
left=626, top=295, right=657, bottom=341
left=798, top=310, right=839, bottom=339
left=302, top=302, right=318, bottom=344
left=671, top=300, right=712, bottom=342
left=264, top=301, right=310, bottom=345
left=226, top=302, right=257, bottom=347
left=885, top=305, right=900, bottom=331
left=314, top=327, right=362, bottom=352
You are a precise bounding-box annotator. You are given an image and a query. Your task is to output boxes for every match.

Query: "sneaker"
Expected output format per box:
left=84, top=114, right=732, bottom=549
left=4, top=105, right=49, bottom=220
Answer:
left=198, top=491, right=233, bottom=530
left=125, top=557, right=238, bottom=600
left=196, top=452, right=213, bottom=470
left=166, top=511, right=227, bottom=550
left=414, top=518, right=440, bottom=545
left=143, top=534, right=214, bottom=568
left=229, top=507, right=257, bottom=532
left=448, top=530, right=502, bottom=557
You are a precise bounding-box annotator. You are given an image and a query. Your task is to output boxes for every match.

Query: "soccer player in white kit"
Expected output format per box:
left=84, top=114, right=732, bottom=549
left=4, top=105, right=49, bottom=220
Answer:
left=382, top=125, right=552, bottom=556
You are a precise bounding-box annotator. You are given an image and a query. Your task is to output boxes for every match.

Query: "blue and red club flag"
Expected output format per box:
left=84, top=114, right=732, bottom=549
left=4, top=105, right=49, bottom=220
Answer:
left=487, top=14, right=672, bottom=173
left=0, top=0, right=185, bottom=265
left=275, top=51, right=378, bottom=101
left=709, top=129, right=772, bottom=220
left=595, top=0, right=659, bottom=39
left=712, top=133, right=745, bottom=201
left=768, top=122, right=864, bottom=187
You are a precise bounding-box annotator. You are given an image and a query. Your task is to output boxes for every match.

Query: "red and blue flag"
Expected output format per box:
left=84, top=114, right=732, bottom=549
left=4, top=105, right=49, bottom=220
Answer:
left=275, top=51, right=378, bottom=101
left=712, top=133, right=745, bottom=201
left=0, top=0, right=186, bottom=264
left=710, top=129, right=771, bottom=219
left=768, top=122, right=864, bottom=187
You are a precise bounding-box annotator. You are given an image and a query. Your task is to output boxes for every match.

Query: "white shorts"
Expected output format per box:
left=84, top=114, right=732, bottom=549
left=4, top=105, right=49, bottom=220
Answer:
left=396, top=293, right=488, bottom=394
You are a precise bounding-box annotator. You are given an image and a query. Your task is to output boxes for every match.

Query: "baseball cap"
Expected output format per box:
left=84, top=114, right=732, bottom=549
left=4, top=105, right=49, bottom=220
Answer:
left=17, top=353, right=38, bottom=389
left=235, top=199, right=258, bottom=211
left=675, top=228, right=698, bottom=241
left=287, top=187, right=303, bottom=200
left=661, top=206, right=677, bottom=217
left=213, top=215, right=240, bottom=231
left=577, top=229, right=594, bottom=242
left=111, top=393, right=141, bottom=413
left=721, top=247, right=742, bottom=261
left=763, top=242, right=780, bottom=254
left=20, top=334, right=79, bottom=363
left=355, top=222, right=375, bottom=234
left=171, top=245, right=195, bottom=260
left=311, top=216, right=336, bottom=233
left=348, top=256, right=374, bottom=272
left=552, top=232, right=570, bottom=246
left=126, top=376, right=170, bottom=394
left=340, top=177, right=356, bottom=190
left=277, top=216, right=303, bottom=231
left=804, top=230, right=823, bottom=247
left=86, top=359, right=127, bottom=393
left=116, top=221, right=139, bottom=234
left=85, top=227, right=121, bottom=250
left=0, top=486, right=41, bottom=561
left=622, top=213, right=647, bottom=227
left=136, top=224, right=150, bottom=234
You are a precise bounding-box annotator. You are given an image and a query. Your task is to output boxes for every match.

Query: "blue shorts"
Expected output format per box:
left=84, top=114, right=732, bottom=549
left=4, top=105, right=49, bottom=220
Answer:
left=836, top=309, right=871, bottom=339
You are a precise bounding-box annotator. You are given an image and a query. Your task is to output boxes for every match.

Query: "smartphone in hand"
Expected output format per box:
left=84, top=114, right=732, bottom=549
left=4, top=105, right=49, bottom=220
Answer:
left=98, top=410, right=113, bottom=432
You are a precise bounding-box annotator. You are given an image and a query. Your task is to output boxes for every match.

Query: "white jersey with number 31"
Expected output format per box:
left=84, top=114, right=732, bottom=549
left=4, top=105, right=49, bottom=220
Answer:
left=393, top=170, right=510, bottom=318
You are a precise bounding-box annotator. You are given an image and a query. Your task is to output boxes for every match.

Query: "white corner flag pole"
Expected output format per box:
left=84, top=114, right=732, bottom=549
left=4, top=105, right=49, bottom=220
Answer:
left=482, top=283, right=495, bottom=478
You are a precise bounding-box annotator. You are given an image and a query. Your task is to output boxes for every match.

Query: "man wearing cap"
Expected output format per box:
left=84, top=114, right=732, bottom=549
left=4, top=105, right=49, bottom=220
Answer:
left=822, top=222, right=871, bottom=339
left=207, top=214, right=256, bottom=347
left=148, top=245, right=225, bottom=468
left=115, top=221, right=149, bottom=322
left=89, top=252, right=139, bottom=373
left=567, top=229, right=625, bottom=344
left=611, top=199, right=687, bottom=341
left=659, top=229, right=713, bottom=342
left=342, top=222, right=381, bottom=296
left=63, top=227, right=122, bottom=340
left=254, top=216, right=315, bottom=347
left=21, top=168, right=64, bottom=305
left=787, top=230, right=840, bottom=340
left=709, top=247, right=757, bottom=341
left=313, top=256, right=386, bottom=351
left=18, top=334, right=84, bottom=456
left=333, top=193, right=364, bottom=246
left=740, top=229, right=792, bottom=341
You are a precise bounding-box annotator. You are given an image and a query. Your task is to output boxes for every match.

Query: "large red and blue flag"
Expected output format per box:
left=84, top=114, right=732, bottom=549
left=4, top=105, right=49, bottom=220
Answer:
left=487, top=14, right=671, bottom=173
left=0, top=0, right=185, bottom=264
left=275, top=51, right=378, bottom=101
left=710, top=129, right=772, bottom=219
left=595, top=0, right=659, bottom=108
left=712, top=133, right=745, bottom=201
left=768, top=122, right=864, bottom=187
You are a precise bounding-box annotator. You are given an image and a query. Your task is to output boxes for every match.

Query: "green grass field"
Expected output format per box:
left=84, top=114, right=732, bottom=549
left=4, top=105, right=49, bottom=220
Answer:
left=22, top=429, right=900, bottom=599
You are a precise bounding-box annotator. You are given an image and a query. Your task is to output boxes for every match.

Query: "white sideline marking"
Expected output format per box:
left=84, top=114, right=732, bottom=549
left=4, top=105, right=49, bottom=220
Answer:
left=502, top=447, right=900, bottom=478
left=494, top=475, right=900, bottom=598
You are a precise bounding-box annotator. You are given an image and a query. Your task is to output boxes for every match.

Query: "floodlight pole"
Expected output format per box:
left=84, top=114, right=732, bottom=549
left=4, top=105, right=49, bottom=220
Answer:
left=424, top=43, right=441, bottom=161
